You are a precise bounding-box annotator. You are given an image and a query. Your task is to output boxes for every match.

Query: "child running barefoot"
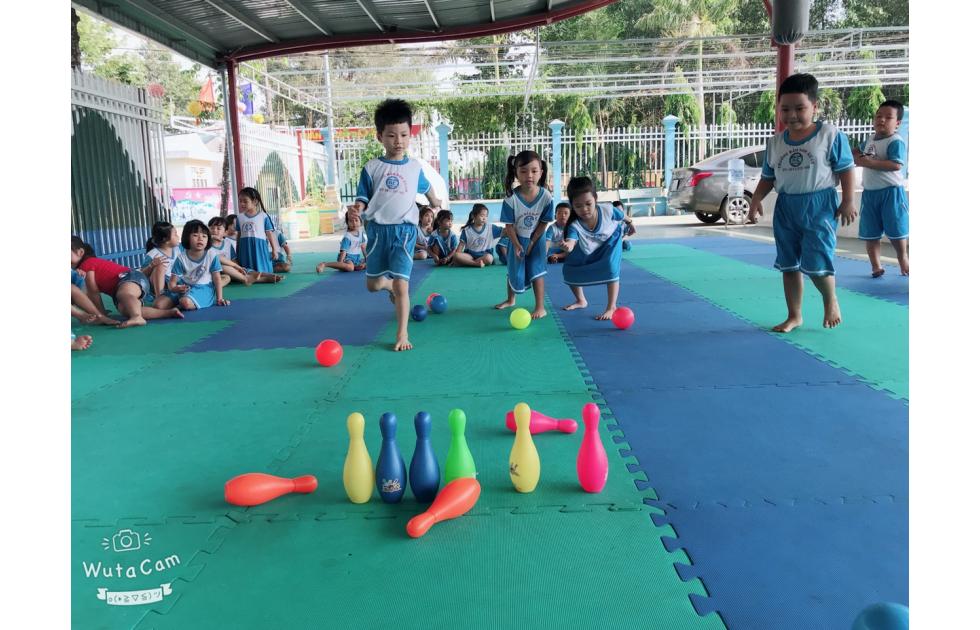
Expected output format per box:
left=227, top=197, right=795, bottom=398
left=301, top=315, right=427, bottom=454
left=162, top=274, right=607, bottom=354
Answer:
left=72, top=236, right=182, bottom=328
left=317, top=211, right=368, bottom=273
left=455, top=204, right=502, bottom=267
left=546, top=202, right=571, bottom=264
left=143, top=221, right=180, bottom=307
left=428, top=209, right=459, bottom=266
left=560, top=177, right=634, bottom=320
left=414, top=205, right=435, bottom=260
left=209, top=216, right=252, bottom=286
left=853, top=100, right=909, bottom=276
left=494, top=150, right=554, bottom=318
left=747, top=73, right=856, bottom=331
left=235, top=187, right=283, bottom=278
left=168, top=220, right=231, bottom=310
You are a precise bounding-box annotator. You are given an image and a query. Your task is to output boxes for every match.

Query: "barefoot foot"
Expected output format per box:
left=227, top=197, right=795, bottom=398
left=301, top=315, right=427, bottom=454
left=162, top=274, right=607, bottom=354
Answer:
left=823, top=301, right=842, bottom=329
left=595, top=308, right=616, bottom=321
left=900, top=263, right=909, bottom=276
left=71, top=335, right=93, bottom=351
left=494, top=299, right=515, bottom=310
left=118, top=316, right=147, bottom=329
left=871, top=268, right=885, bottom=278
left=563, top=301, right=588, bottom=311
left=772, top=316, right=803, bottom=333
left=394, top=336, right=413, bottom=351
left=531, top=308, right=547, bottom=319
left=316, top=263, right=327, bottom=274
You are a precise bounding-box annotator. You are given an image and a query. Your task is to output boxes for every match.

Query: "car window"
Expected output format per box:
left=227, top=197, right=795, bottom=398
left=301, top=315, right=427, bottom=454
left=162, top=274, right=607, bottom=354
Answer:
left=744, top=150, right=766, bottom=168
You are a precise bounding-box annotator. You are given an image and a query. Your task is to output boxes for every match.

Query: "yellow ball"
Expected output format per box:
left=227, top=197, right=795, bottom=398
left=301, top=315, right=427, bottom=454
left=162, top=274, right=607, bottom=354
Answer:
left=510, top=308, right=531, bottom=330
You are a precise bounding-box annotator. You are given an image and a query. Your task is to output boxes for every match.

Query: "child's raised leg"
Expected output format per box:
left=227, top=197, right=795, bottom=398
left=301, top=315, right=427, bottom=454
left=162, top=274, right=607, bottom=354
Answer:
left=890, top=238, right=909, bottom=276
left=773, top=271, right=805, bottom=333
left=866, top=239, right=885, bottom=278
left=367, top=275, right=396, bottom=304
left=392, top=278, right=412, bottom=352
left=494, top=282, right=516, bottom=309
left=810, top=275, right=841, bottom=329
left=564, top=285, right=588, bottom=311
left=596, top=281, right=620, bottom=321
left=531, top=278, right=547, bottom=319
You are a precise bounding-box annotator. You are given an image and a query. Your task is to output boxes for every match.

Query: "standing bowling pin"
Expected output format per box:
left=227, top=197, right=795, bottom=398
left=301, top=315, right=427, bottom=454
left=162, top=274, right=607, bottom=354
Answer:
left=225, top=473, right=318, bottom=507
left=444, top=408, right=476, bottom=483
left=509, top=403, right=540, bottom=493
left=505, top=408, right=579, bottom=434
left=577, top=403, right=608, bottom=493
left=406, top=478, right=481, bottom=538
left=343, top=412, right=375, bottom=504
left=409, top=411, right=441, bottom=502
left=376, top=412, right=407, bottom=503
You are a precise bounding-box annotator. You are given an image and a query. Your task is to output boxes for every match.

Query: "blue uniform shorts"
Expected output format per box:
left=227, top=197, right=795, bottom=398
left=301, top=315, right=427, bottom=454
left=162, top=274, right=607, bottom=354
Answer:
left=71, top=269, right=86, bottom=289
left=365, top=221, right=416, bottom=281
left=179, top=283, right=217, bottom=309
left=506, top=236, right=548, bottom=293
left=772, top=188, right=839, bottom=277
left=859, top=186, right=909, bottom=241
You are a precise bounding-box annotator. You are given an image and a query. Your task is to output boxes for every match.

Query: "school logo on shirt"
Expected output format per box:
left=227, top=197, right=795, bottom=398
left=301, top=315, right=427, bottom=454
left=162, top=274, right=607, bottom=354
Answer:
left=521, top=215, right=537, bottom=229
left=240, top=222, right=255, bottom=236
left=778, top=148, right=815, bottom=172
left=789, top=152, right=804, bottom=167
left=382, top=172, right=406, bottom=193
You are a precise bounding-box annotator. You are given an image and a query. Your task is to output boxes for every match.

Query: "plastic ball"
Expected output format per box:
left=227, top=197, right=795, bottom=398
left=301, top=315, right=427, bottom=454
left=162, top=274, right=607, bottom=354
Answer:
left=612, top=306, right=635, bottom=330
left=510, top=308, right=531, bottom=330
left=426, top=293, right=440, bottom=308
left=411, top=305, right=427, bottom=322
left=430, top=295, right=448, bottom=314
left=315, top=339, right=343, bottom=367
left=851, top=603, right=909, bottom=630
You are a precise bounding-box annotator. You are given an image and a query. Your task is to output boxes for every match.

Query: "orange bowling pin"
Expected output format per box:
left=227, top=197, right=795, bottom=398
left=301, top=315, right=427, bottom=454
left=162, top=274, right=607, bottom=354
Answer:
left=406, top=478, right=481, bottom=538
left=224, top=473, right=318, bottom=506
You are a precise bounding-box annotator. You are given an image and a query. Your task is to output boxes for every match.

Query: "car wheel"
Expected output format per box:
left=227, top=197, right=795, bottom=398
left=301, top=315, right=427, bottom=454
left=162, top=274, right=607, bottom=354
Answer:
left=695, top=211, right=722, bottom=224
left=722, top=194, right=751, bottom=226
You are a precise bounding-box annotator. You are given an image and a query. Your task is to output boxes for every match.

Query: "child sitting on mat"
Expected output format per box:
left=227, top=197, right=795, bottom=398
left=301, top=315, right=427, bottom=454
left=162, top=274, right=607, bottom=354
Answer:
left=317, top=211, right=368, bottom=273
left=168, top=220, right=230, bottom=310
left=143, top=221, right=181, bottom=307
left=455, top=203, right=502, bottom=268
left=428, top=209, right=458, bottom=266
left=559, top=176, right=634, bottom=320
left=546, top=202, right=571, bottom=264
left=273, top=228, right=293, bottom=274
left=414, top=205, right=435, bottom=260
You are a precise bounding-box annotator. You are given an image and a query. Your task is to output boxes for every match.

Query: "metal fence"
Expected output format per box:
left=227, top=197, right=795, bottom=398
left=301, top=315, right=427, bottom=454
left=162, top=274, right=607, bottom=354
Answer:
left=71, top=70, right=169, bottom=267
left=334, top=127, right=441, bottom=203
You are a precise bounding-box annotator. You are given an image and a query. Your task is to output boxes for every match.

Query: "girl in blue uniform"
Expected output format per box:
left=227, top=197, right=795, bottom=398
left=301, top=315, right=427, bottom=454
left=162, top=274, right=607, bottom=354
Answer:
left=560, top=176, right=634, bottom=320
left=414, top=205, right=435, bottom=260
left=455, top=203, right=502, bottom=267
left=546, top=202, right=571, bottom=263
left=317, top=211, right=369, bottom=273
left=428, top=209, right=458, bottom=266
left=235, top=187, right=280, bottom=274
left=494, top=150, right=553, bottom=318
left=168, top=220, right=230, bottom=310
left=143, top=221, right=180, bottom=307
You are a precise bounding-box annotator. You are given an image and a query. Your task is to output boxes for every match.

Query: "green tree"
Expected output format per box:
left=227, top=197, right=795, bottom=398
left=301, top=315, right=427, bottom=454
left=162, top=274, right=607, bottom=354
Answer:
left=664, top=70, right=702, bottom=131
left=818, top=88, right=844, bottom=121
left=719, top=102, right=737, bottom=125
left=482, top=146, right=511, bottom=199
left=845, top=85, right=885, bottom=120
left=752, top=90, right=776, bottom=124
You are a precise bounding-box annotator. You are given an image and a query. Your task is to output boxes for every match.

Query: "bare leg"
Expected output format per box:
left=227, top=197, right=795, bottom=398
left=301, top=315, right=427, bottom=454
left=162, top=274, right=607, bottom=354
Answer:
left=413, top=250, right=429, bottom=260
left=392, top=278, right=412, bottom=351
left=150, top=264, right=167, bottom=297
left=71, top=285, right=117, bottom=325
left=114, top=284, right=147, bottom=328
left=890, top=238, right=909, bottom=275
left=455, top=251, right=482, bottom=267
left=273, top=262, right=292, bottom=273
left=773, top=271, right=804, bottom=333
left=223, top=265, right=252, bottom=285
left=178, top=296, right=198, bottom=311
left=153, top=294, right=176, bottom=310
left=248, top=271, right=284, bottom=284
left=71, top=335, right=93, bottom=351
left=866, top=240, right=884, bottom=277
left=495, top=281, right=516, bottom=309
left=367, top=275, right=397, bottom=304
left=318, top=261, right=355, bottom=273
left=219, top=273, right=231, bottom=287
left=85, top=281, right=108, bottom=316
left=564, top=286, right=588, bottom=311
left=596, top=281, right=620, bottom=320
left=810, top=274, right=842, bottom=329
left=481, top=254, right=495, bottom=266
left=141, top=305, right=184, bottom=321
left=531, top=278, right=547, bottom=319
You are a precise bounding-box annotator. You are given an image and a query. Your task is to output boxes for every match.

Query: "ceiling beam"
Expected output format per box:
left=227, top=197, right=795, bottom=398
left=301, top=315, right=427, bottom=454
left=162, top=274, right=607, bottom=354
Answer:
left=420, top=0, right=441, bottom=30
left=116, top=0, right=225, bottom=53
left=353, top=0, right=387, bottom=33
left=203, top=0, right=279, bottom=43
left=281, top=0, right=332, bottom=36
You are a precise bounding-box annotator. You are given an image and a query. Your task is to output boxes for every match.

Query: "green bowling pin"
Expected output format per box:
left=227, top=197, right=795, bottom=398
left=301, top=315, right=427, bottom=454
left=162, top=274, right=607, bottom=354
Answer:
left=444, top=408, right=477, bottom=483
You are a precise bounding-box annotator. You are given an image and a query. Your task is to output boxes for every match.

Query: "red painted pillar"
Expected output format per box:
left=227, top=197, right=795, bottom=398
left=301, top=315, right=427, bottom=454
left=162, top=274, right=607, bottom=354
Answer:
left=296, top=131, right=306, bottom=199
left=226, top=59, right=245, bottom=193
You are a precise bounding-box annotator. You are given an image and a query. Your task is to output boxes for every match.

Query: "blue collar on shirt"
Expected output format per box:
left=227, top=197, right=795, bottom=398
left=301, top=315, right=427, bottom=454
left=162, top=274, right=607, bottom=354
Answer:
left=783, top=121, right=823, bottom=146
left=379, top=155, right=410, bottom=165
left=514, top=187, right=544, bottom=208
left=185, top=248, right=210, bottom=263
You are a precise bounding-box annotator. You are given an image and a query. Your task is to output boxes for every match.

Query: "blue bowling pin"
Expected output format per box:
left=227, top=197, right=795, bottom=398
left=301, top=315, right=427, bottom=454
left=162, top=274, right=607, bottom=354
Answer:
left=409, top=411, right=441, bottom=503
left=376, top=412, right=407, bottom=503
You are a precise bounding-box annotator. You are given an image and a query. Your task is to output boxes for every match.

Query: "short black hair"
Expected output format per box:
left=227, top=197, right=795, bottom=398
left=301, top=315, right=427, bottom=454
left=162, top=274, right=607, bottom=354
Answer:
left=611, top=200, right=624, bottom=208
left=778, top=73, right=819, bottom=104
left=556, top=202, right=571, bottom=210
left=224, top=214, right=237, bottom=229
left=879, top=99, right=904, bottom=120
left=374, top=99, right=412, bottom=133
left=207, top=216, right=225, bottom=228
left=181, top=219, right=211, bottom=250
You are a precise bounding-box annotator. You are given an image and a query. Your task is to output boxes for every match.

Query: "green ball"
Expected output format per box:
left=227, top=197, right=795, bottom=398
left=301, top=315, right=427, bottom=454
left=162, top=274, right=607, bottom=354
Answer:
left=510, top=308, right=532, bottom=330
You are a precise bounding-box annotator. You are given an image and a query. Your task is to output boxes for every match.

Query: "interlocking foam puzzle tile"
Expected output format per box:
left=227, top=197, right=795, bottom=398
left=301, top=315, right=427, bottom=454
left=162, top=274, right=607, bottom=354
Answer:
left=130, top=510, right=723, bottom=630
left=72, top=516, right=233, bottom=629
left=219, top=271, right=323, bottom=300
left=70, top=320, right=234, bottom=356
left=667, top=497, right=908, bottom=629
left=72, top=353, right=173, bottom=402
left=597, top=383, right=908, bottom=508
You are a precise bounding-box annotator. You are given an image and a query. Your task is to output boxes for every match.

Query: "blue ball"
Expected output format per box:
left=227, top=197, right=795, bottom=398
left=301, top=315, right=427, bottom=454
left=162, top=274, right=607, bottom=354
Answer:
left=411, top=305, right=427, bottom=321
left=430, top=295, right=448, bottom=314
left=852, top=603, right=909, bottom=630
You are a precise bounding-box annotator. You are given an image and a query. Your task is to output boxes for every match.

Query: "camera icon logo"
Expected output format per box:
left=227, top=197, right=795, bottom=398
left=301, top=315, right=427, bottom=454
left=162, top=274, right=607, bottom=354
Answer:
left=102, top=528, right=151, bottom=553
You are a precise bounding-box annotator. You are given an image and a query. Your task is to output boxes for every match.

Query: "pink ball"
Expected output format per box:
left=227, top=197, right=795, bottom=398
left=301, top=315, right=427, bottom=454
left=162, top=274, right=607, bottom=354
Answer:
left=315, top=339, right=343, bottom=367
left=612, top=307, right=634, bottom=330
left=426, top=293, right=440, bottom=308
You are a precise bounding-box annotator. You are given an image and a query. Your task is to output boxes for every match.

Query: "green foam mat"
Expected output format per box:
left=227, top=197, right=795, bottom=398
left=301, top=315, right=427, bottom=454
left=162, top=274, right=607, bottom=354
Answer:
left=130, top=511, right=721, bottom=630
left=629, top=243, right=909, bottom=398
left=221, top=272, right=323, bottom=300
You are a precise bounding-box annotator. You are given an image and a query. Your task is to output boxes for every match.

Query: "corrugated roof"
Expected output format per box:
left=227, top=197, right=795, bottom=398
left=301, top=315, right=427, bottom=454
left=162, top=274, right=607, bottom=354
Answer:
left=73, top=0, right=617, bottom=68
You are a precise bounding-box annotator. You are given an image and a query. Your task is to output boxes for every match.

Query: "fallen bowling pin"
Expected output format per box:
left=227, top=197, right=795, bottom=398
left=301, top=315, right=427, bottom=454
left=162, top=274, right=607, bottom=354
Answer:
left=576, top=403, right=608, bottom=493
left=505, top=408, right=578, bottom=434
left=225, top=473, right=318, bottom=506
left=406, top=478, right=481, bottom=538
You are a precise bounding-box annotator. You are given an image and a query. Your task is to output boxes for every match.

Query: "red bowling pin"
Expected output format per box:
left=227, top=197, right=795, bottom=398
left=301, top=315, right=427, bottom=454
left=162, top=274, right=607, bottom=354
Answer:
left=576, top=404, right=608, bottom=493
left=224, top=473, right=318, bottom=506
left=505, top=408, right=578, bottom=435
left=406, top=478, right=481, bottom=538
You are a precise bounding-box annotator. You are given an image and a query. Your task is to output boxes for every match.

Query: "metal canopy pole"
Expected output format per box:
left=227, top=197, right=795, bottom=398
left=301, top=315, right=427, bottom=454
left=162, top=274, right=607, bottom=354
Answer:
left=322, top=53, right=340, bottom=188
left=219, top=67, right=240, bottom=212
left=226, top=59, right=246, bottom=193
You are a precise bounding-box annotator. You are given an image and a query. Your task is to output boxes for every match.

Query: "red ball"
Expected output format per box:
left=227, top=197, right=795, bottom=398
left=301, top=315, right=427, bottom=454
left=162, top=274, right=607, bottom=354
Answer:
left=426, top=293, right=440, bottom=308
left=612, top=307, right=635, bottom=330
left=315, top=339, right=343, bottom=367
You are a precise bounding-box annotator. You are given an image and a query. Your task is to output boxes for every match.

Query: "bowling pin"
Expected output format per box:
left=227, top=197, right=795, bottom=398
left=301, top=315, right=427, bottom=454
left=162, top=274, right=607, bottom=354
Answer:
left=576, top=403, right=608, bottom=493
left=409, top=411, right=441, bottom=503
left=343, top=412, right=375, bottom=504
left=376, top=412, right=407, bottom=503
left=444, top=408, right=477, bottom=483
left=224, top=473, right=317, bottom=507
left=509, top=403, right=540, bottom=493
left=505, top=408, right=578, bottom=434
left=406, top=478, right=481, bottom=538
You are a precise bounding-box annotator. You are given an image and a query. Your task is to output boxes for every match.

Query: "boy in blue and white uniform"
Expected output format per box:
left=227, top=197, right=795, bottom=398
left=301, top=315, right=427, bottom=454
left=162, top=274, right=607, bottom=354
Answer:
left=546, top=202, right=571, bottom=263
left=273, top=229, right=292, bottom=273
left=353, top=99, right=444, bottom=351
left=854, top=100, right=909, bottom=276
left=748, top=73, right=856, bottom=332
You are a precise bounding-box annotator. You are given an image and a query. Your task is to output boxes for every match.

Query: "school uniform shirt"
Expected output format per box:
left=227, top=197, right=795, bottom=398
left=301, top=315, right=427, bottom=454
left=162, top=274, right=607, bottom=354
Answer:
left=860, top=134, right=907, bottom=190
left=562, top=204, right=626, bottom=286
left=235, top=211, right=276, bottom=273
left=340, top=230, right=368, bottom=264
left=761, top=121, right=855, bottom=194
left=356, top=156, right=431, bottom=225
left=545, top=223, right=566, bottom=255
left=172, top=248, right=222, bottom=286
left=460, top=223, right=502, bottom=255
left=212, top=238, right=236, bottom=260
left=142, top=247, right=178, bottom=282
left=428, top=230, right=459, bottom=258
left=500, top=188, right=555, bottom=240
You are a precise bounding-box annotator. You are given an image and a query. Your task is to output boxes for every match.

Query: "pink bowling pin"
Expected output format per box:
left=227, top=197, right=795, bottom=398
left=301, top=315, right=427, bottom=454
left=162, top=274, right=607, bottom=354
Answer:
left=576, top=403, right=608, bottom=493
left=224, top=473, right=318, bottom=506
left=505, top=408, right=578, bottom=435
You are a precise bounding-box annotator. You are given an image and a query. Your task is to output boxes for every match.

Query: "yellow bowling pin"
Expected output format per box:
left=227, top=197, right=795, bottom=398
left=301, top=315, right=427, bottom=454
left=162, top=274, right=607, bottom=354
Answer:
left=509, top=403, right=540, bottom=493
left=344, top=412, right=375, bottom=503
